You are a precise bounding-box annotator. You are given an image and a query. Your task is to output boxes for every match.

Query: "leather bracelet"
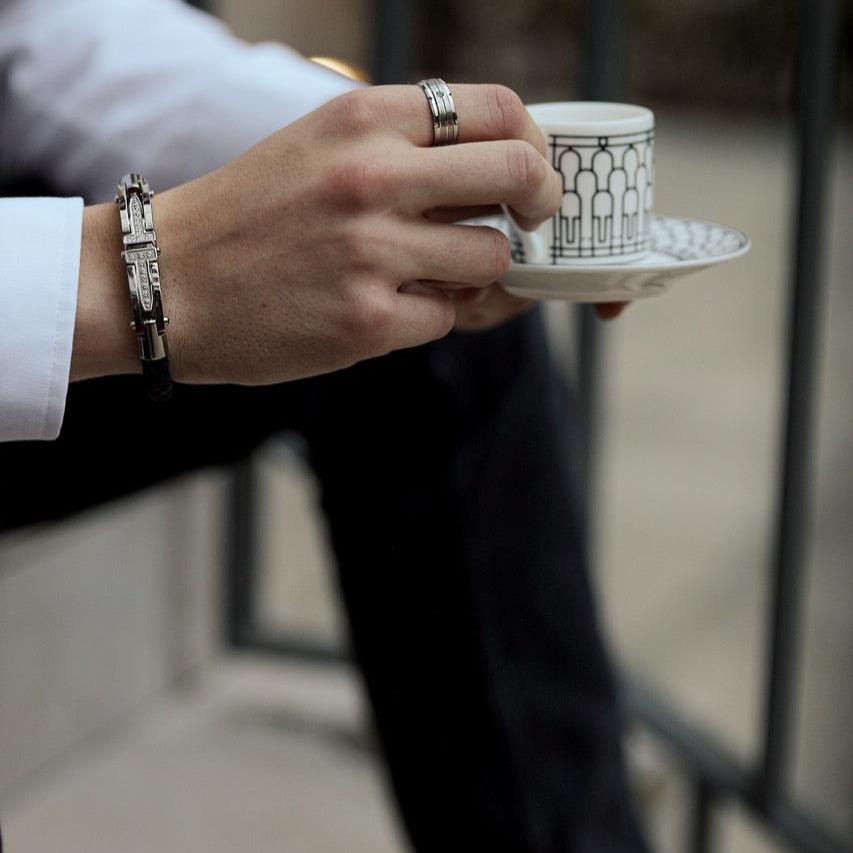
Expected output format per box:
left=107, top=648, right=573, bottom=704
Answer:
left=115, top=173, right=173, bottom=402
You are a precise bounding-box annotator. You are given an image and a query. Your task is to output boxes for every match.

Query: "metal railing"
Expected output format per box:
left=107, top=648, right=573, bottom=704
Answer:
left=223, top=1, right=849, bottom=851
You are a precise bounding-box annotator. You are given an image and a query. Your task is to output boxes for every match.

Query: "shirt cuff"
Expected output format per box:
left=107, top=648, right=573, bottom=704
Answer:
left=0, top=197, right=83, bottom=442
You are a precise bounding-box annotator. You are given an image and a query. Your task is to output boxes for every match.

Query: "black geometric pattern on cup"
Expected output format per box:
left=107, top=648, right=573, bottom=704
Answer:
left=510, top=230, right=526, bottom=264
left=649, top=217, right=748, bottom=261
left=550, top=130, right=654, bottom=261
left=508, top=216, right=748, bottom=268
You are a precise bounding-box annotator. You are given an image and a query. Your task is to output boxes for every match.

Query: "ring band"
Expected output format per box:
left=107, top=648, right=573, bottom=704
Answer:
left=417, top=78, right=459, bottom=146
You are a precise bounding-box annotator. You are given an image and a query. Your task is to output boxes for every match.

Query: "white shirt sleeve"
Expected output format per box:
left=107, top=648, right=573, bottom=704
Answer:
left=0, top=0, right=358, bottom=441
left=0, top=197, right=82, bottom=441
left=0, top=0, right=359, bottom=202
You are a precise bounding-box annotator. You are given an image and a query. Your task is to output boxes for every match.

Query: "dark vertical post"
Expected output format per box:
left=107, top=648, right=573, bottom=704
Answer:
left=759, top=0, right=842, bottom=808
left=582, top=0, right=625, bottom=101
left=687, top=779, right=715, bottom=853
left=225, top=459, right=257, bottom=647
left=372, top=0, right=416, bottom=84
left=577, top=0, right=623, bottom=546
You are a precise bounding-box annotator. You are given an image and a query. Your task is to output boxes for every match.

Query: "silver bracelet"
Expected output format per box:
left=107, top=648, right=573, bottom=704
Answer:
left=115, top=173, right=173, bottom=401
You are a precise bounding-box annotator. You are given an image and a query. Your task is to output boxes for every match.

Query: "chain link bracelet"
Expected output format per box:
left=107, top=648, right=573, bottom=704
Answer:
left=115, top=173, right=173, bottom=401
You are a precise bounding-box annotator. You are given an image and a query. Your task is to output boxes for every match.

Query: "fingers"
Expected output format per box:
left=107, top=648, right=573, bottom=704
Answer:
left=420, top=83, right=547, bottom=153
left=392, top=282, right=456, bottom=348
left=392, top=221, right=511, bottom=286
left=409, top=141, right=562, bottom=228
left=349, top=83, right=548, bottom=154
left=452, top=283, right=533, bottom=332
left=325, top=86, right=560, bottom=230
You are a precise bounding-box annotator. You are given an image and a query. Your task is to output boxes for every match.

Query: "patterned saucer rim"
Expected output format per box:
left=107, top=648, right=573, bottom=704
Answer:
left=508, top=215, right=750, bottom=275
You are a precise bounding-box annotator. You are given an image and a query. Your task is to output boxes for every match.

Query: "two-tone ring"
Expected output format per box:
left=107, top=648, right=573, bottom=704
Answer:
left=417, top=78, right=459, bottom=146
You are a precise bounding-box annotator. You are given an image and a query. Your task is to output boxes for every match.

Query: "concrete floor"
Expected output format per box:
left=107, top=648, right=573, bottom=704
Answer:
left=2, top=111, right=851, bottom=852
left=2, top=659, right=402, bottom=853
left=0, top=657, right=793, bottom=853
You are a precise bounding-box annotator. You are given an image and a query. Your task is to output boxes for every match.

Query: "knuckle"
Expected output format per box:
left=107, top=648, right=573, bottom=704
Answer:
left=338, top=224, right=372, bottom=270
left=364, top=297, right=396, bottom=344
left=344, top=286, right=395, bottom=350
left=506, top=141, right=546, bottom=195
left=488, top=84, right=526, bottom=138
left=331, top=156, right=397, bottom=210
left=327, top=160, right=367, bottom=208
left=329, top=89, right=377, bottom=136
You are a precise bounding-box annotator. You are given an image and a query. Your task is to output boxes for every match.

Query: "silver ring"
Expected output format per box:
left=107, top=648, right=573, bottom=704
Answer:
left=417, top=78, right=459, bottom=146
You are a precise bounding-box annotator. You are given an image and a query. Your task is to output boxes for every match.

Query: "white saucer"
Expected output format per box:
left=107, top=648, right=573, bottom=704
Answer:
left=501, top=215, right=750, bottom=302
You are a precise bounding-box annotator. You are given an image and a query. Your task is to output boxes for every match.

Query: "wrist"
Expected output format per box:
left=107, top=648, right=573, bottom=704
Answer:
left=150, top=176, right=231, bottom=384
left=71, top=202, right=140, bottom=381
left=147, top=183, right=195, bottom=383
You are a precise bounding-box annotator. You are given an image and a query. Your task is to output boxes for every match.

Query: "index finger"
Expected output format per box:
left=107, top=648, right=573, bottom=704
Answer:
left=374, top=83, right=548, bottom=155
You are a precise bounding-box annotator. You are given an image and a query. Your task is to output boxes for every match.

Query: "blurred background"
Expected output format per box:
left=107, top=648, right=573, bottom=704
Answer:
left=1, top=1, right=851, bottom=852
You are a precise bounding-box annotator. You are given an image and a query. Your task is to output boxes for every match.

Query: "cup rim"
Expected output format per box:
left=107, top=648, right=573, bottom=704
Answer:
left=526, top=101, right=653, bottom=135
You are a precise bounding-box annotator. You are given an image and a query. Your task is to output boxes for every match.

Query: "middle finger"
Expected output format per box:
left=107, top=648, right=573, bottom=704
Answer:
left=407, top=140, right=563, bottom=228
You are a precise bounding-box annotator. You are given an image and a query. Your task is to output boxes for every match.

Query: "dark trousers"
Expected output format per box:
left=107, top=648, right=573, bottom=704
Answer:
left=0, top=310, right=648, bottom=853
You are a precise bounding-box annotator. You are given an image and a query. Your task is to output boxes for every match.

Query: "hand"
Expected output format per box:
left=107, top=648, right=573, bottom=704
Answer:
left=421, top=213, right=628, bottom=333
left=448, top=285, right=628, bottom=332
left=72, top=84, right=563, bottom=384
left=449, top=284, right=533, bottom=331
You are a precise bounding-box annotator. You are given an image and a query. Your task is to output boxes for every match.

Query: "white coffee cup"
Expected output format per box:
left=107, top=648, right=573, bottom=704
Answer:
left=510, top=102, right=655, bottom=266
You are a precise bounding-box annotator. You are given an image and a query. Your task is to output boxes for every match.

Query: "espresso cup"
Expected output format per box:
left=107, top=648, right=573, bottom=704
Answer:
left=510, top=102, right=655, bottom=265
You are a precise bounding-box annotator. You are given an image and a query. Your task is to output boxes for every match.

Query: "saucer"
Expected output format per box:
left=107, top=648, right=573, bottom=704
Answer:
left=501, top=216, right=750, bottom=302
